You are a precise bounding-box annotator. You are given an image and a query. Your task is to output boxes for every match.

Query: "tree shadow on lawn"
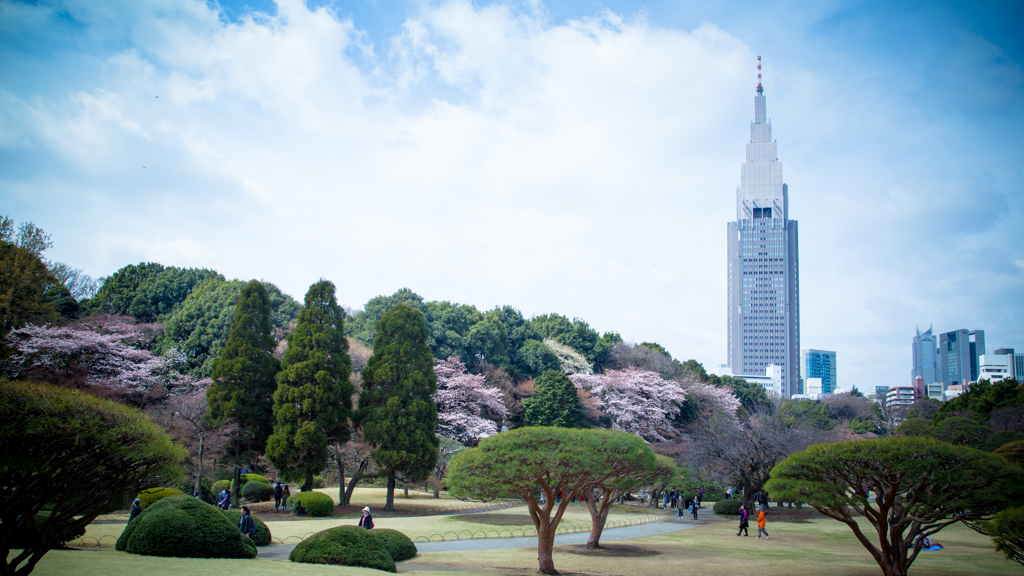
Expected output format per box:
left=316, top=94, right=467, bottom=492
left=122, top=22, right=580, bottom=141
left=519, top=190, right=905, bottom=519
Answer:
left=565, top=544, right=660, bottom=558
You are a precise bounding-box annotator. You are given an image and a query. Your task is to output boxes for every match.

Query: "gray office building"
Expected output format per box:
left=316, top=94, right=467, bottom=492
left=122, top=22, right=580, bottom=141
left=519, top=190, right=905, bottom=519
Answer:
left=911, top=326, right=939, bottom=385
left=939, top=329, right=985, bottom=388
left=726, top=67, right=800, bottom=397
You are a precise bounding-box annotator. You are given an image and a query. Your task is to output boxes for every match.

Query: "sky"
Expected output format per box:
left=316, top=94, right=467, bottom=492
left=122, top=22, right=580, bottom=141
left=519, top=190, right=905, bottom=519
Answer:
left=1, top=0, right=1022, bottom=392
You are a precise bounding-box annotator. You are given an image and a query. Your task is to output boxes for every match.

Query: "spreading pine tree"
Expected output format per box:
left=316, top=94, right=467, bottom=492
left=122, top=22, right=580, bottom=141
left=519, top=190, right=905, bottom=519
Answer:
left=357, top=303, right=439, bottom=512
left=522, top=369, right=588, bottom=428
left=266, top=280, right=352, bottom=492
left=206, top=279, right=280, bottom=505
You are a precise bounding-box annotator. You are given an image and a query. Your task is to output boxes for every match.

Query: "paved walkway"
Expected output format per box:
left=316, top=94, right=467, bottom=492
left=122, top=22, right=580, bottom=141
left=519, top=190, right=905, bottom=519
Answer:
left=257, top=518, right=706, bottom=560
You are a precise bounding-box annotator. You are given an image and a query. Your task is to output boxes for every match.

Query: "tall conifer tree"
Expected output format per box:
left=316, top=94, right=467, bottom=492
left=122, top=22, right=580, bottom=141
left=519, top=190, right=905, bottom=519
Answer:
left=267, top=280, right=352, bottom=492
left=207, top=280, right=280, bottom=505
left=357, top=303, right=439, bottom=512
left=522, top=370, right=587, bottom=428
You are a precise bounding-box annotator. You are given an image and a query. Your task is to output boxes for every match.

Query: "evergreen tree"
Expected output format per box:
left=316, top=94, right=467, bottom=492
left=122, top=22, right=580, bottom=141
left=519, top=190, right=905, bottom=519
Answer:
left=521, top=370, right=587, bottom=428
left=357, top=303, right=439, bottom=512
left=266, top=280, right=352, bottom=492
left=207, top=280, right=280, bottom=505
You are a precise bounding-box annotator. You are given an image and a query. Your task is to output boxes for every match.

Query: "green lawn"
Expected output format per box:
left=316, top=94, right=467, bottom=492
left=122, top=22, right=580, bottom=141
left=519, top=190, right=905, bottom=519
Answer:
left=25, top=512, right=1022, bottom=576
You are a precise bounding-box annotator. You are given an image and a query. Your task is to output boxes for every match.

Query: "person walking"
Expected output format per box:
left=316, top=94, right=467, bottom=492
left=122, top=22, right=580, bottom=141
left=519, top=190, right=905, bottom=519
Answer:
left=757, top=506, right=769, bottom=539
left=737, top=504, right=749, bottom=537
left=282, top=484, right=291, bottom=512
left=358, top=506, right=374, bottom=529
left=273, top=481, right=284, bottom=512
left=127, top=498, right=142, bottom=523
left=691, top=499, right=700, bottom=520
left=216, top=489, right=230, bottom=510
left=239, top=506, right=257, bottom=538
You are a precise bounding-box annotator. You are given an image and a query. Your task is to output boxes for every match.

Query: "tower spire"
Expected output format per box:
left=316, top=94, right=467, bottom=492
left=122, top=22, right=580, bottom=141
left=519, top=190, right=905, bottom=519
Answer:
left=757, top=55, right=763, bottom=95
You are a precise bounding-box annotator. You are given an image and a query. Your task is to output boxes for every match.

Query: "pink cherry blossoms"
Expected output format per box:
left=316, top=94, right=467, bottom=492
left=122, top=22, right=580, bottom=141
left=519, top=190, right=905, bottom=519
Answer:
left=571, top=368, right=688, bottom=442
left=676, top=374, right=742, bottom=418
left=2, top=316, right=199, bottom=394
left=433, top=356, right=507, bottom=446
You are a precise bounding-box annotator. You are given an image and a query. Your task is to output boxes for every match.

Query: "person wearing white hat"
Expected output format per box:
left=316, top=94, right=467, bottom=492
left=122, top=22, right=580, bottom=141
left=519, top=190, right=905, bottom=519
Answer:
left=358, top=506, right=374, bottom=529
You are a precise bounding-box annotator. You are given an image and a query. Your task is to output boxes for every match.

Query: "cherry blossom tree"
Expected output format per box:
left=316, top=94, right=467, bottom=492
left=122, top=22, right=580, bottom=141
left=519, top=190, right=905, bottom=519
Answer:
left=433, top=357, right=507, bottom=446
left=676, top=373, right=742, bottom=419
left=2, top=316, right=201, bottom=399
left=571, top=368, right=686, bottom=442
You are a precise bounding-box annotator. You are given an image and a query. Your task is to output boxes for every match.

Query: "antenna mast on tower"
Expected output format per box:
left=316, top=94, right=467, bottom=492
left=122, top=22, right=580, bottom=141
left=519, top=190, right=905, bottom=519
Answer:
left=757, top=55, right=763, bottom=94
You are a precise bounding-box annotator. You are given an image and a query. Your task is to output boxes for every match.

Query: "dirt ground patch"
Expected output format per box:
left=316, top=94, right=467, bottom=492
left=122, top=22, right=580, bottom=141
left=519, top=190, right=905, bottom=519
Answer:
left=454, top=514, right=535, bottom=526
left=564, top=544, right=661, bottom=557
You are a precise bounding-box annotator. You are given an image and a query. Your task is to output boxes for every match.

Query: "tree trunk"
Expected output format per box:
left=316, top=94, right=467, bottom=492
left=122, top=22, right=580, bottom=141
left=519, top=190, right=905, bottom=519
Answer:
left=584, top=490, right=614, bottom=550
left=335, top=445, right=345, bottom=505
left=433, top=477, right=440, bottom=498
left=194, top=434, right=204, bottom=496
left=403, top=483, right=409, bottom=498
left=302, top=472, right=313, bottom=492
left=231, top=455, right=242, bottom=508
left=343, top=458, right=368, bottom=506
left=384, top=473, right=396, bottom=512
left=537, top=522, right=558, bottom=575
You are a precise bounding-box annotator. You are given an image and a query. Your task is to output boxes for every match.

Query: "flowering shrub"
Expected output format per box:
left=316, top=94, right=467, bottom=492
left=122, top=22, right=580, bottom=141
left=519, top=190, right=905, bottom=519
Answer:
left=571, top=368, right=686, bottom=442
left=542, top=339, right=592, bottom=375
left=434, top=357, right=507, bottom=445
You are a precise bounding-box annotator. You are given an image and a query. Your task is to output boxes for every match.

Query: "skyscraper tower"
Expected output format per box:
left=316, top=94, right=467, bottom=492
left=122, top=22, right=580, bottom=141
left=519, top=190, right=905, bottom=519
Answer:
left=726, top=57, right=801, bottom=397
left=912, top=325, right=939, bottom=385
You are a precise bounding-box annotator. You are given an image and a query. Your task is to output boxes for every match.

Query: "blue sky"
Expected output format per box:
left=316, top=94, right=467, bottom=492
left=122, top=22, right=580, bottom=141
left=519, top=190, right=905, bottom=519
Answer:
left=1, top=0, right=1021, bottom=391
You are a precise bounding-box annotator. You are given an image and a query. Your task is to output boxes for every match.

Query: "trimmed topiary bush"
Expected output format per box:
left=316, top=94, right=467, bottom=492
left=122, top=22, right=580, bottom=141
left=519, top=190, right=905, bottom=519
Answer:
left=211, top=480, right=231, bottom=495
left=219, top=509, right=272, bottom=546
left=370, top=529, right=416, bottom=561
left=136, top=487, right=184, bottom=510
left=289, top=491, right=335, bottom=516
left=115, top=495, right=256, bottom=558
left=242, top=480, right=274, bottom=503
left=713, top=499, right=742, bottom=516
left=289, top=525, right=396, bottom=572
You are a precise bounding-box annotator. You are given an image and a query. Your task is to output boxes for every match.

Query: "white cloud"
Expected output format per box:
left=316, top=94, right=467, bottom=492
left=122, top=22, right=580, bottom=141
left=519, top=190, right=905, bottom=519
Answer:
left=2, top=0, right=1022, bottom=390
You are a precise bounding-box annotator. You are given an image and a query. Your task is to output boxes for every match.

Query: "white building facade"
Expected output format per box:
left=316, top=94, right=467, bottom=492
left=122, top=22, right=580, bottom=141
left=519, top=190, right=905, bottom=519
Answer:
left=726, top=65, right=801, bottom=397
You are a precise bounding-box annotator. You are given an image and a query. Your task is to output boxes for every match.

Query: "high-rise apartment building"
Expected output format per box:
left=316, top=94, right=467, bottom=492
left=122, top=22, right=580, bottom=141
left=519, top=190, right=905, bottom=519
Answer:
left=938, top=329, right=985, bottom=389
left=801, top=349, right=837, bottom=395
left=911, top=326, right=939, bottom=385
left=726, top=58, right=800, bottom=397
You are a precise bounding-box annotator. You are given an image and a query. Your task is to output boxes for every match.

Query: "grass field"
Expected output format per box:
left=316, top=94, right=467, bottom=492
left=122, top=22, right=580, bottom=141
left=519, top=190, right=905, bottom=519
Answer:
left=27, top=501, right=1023, bottom=576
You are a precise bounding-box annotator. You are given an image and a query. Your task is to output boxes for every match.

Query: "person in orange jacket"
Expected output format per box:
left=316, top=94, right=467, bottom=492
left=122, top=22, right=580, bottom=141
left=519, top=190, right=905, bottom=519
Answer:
left=757, top=506, right=769, bottom=539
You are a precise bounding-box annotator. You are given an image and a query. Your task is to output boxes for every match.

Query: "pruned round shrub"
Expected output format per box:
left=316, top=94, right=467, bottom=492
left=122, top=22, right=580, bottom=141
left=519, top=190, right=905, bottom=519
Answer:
left=219, top=509, right=272, bottom=546
left=289, top=491, right=335, bottom=516
left=211, top=480, right=231, bottom=495
left=371, top=528, right=416, bottom=561
left=228, top=473, right=271, bottom=492
left=289, top=525, right=395, bottom=572
left=242, top=480, right=274, bottom=503
left=115, top=494, right=256, bottom=558
left=136, top=487, right=184, bottom=510
left=713, top=499, right=742, bottom=516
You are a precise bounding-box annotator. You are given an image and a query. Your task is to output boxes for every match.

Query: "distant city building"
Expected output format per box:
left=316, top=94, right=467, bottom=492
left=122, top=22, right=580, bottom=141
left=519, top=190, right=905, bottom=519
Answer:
left=715, top=363, right=783, bottom=397
left=993, top=348, right=1023, bottom=380
left=801, top=349, right=837, bottom=395
left=793, top=377, right=824, bottom=400
left=939, top=329, right=985, bottom=389
left=944, top=384, right=965, bottom=400
left=886, top=386, right=921, bottom=408
left=874, top=385, right=889, bottom=399
left=912, top=375, right=926, bottom=400
left=911, top=326, right=939, bottom=385
left=725, top=60, right=800, bottom=398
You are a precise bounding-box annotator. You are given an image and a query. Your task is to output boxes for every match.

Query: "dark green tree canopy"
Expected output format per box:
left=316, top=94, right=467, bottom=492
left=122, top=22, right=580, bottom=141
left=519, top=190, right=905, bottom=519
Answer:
left=515, top=339, right=560, bottom=378
left=357, top=303, right=439, bottom=510
left=207, top=280, right=281, bottom=461
left=346, top=288, right=426, bottom=345
left=521, top=370, right=587, bottom=428
left=766, top=436, right=1024, bottom=576
left=267, top=280, right=352, bottom=491
left=936, top=378, right=1023, bottom=422
left=158, top=279, right=300, bottom=377
left=1, top=380, right=184, bottom=575
left=0, top=241, right=57, bottom=340
left=528, top=313, right=619, bottom=371
left=86, top=263, right=223, bottom=323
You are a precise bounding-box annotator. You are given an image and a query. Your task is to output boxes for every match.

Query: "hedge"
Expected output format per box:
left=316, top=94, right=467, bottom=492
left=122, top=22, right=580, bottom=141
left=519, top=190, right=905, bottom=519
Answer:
left=289, top=525, right=396, bottom=572
left=136, top=487, right=183, bottom=510
left=242, top=481, right=274, bottom=503
left=289, top=492, right=335, bottom=516
left=713, top=499, right=742, bottom=516
left=371, top=529, right=417, bottom=562
left=219, top=509, right=272, bottom=546
left=115, top=495, right=256, bottom=558
left=211, top=480, right=231, bottom=495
